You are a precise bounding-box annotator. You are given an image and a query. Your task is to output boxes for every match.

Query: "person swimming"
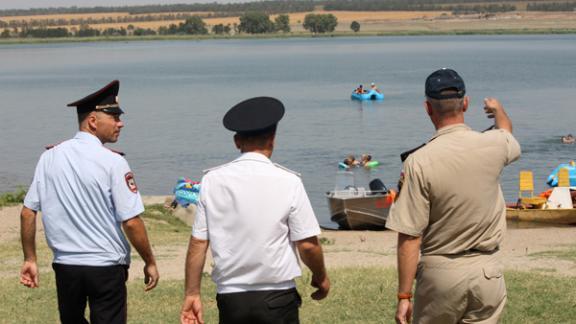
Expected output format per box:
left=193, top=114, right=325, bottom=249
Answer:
left=561, top=134, right=575, bottom=144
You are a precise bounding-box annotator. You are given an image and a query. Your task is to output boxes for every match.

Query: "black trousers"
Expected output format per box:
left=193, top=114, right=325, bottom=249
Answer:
left=52, top=263, right=128, bottom=324
left=217, top=288, right=301, bottom=324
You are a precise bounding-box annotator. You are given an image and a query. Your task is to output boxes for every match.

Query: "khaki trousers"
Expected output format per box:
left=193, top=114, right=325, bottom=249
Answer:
left=413, top=251, right=506, bottom=324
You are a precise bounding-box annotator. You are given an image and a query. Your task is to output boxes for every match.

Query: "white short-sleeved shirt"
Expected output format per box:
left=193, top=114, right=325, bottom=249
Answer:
left=24, top=131, right=144, bottom=266
left=193, top=152, right=321, bottom=293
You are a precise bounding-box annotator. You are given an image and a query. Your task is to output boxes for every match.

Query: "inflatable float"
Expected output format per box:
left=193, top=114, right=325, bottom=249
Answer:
left=351, top=89, right=384, bottom=101
left=338, top=161, right=380, bottom=170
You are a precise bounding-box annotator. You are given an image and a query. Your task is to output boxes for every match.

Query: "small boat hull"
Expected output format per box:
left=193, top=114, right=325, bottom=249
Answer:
left=506, top=207, right=576, bottom=225
left=327, top=193, right=392, bottom=230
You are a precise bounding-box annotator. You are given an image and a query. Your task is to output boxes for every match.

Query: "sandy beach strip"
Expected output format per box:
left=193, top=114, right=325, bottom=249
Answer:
left=2, top=197, right=575, bottom=281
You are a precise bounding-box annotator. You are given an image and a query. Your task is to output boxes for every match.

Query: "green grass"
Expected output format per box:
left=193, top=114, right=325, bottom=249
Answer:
left=530, top=245, right=576, bottom=262
left=1, top=28, right=575, bottom=45
left=2, top=268, right=575, bottom=323
left=0, top=189, right=26, bottom=208
left=3, top=204, right=576, bottom=322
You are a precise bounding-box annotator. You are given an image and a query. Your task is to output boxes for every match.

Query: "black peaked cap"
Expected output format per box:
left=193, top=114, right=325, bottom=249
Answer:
left=223, top=97, right=285, bottom=133
left=425, top=68, right=466, bottom=100
left=67, top=80, right=123, bottom=115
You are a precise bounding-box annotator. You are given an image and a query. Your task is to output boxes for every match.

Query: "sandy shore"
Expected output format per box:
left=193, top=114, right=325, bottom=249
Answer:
left=2, top=199, right=575, bottom=281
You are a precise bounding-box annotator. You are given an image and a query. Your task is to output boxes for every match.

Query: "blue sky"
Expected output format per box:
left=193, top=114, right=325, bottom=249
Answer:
left=0, top=1, right=251, bottom=10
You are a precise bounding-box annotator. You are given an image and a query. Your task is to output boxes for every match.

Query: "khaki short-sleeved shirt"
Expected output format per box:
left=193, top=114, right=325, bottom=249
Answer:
left=386, top=124, right=521, bottom=255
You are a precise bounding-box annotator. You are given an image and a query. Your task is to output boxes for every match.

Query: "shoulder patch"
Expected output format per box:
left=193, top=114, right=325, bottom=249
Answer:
left=125, top=172, right=138, bottom=193
left=400, top=143, right=426, bottom=162
left=107, top=147, right=125, bottom=156
left=45, top=142, right=63, bottom=150
left=273, top=163, right=301, bottom=177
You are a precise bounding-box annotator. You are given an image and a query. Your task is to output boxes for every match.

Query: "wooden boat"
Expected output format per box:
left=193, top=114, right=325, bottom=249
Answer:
left=326, top=189, right=393, bottom=230
left=506, top=207, right=576, bottom=225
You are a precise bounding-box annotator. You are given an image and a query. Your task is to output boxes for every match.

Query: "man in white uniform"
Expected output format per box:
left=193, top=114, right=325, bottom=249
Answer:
left=20, top=80, right=159, bottom=324
left=180, top=97, right=330, bottom=324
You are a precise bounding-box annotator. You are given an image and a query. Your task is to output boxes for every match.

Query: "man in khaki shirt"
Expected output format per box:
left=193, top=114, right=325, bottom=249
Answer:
left=386, top=68, right=521, bottom=324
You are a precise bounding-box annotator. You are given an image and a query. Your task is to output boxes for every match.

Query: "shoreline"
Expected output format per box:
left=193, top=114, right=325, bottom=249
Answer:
left=2, top=199, right=575, bottom=280
left=1, top=28, right=575, bottom=45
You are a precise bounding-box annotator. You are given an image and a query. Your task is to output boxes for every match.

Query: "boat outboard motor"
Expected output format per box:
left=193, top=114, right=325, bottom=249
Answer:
left=369, top=178, right=388, bottom=194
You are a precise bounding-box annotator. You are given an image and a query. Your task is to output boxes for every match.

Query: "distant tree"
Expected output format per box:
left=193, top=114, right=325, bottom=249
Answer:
left=274, top=14, right=290, bottom=33
left=0, top=28, right=10, bottom=38
left=238, top=12, right=275, bottom=34
left=350, top=20, right=360, bottom=32
left=179, top=16, right=208, bottom=35
left=303, top=14, right=338, bottom=34
left=102, top=27, right=127, bottom=36
left=133, top=27, right=156, bottom=36
left=22, top=27, right=69, bottom=38
left=76, top=25, right=99, bottom=37
left=212, top=23, right=231, bottom=35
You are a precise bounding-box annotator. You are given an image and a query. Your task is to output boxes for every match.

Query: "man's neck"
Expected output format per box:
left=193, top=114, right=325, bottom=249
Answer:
left=433, top=116, right=465, bottom=130
left=79, top=127, right=104, bottom=144
left=241, top=149, right=272, bottom=158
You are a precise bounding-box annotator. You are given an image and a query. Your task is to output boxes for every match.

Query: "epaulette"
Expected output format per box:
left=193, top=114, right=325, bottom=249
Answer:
left=400, top=143, right=426, bottom=162
left=202, top=162, right=232, bottom=174
left=482, top=125, right=495, bottom=133
left=273, top=163, right=301, bottom=177
left=106, top=147, right=125, bottom=156
left=45, top=143, right=62, bottom=150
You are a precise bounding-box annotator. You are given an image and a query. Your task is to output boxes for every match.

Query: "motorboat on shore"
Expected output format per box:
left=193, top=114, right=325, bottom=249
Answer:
left=326, top=188, right=393, bottom=230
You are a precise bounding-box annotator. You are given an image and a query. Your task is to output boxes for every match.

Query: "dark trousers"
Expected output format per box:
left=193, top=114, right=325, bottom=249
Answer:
left=52, top=263, right=128, bottom=324
left=217, top=288, right=301, bottom=324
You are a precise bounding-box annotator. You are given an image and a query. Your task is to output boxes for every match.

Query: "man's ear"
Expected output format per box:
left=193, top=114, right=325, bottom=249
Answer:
left=87, top=112, right=98, bottom=130
left=424, top=100, right=433, bottom=117
left=234, top=134, right=241, bottom=150
left=462, top=96, right=469, bottom=113
left=269, top=134, right=276, bottom=148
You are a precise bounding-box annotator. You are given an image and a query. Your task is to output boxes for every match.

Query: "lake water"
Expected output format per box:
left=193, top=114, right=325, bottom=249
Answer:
left=1, top=35, right=575, bottom=227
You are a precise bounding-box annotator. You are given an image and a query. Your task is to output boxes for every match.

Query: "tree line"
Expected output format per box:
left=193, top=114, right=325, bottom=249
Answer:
left=0, top=13, right=340, bottom=39
left=0, top=13, right=216, bottom=29
left=0, top=1, right=315, bottom=17
left=324, top=0, right=576, bottom=13
left=1, top=0, right=575, bottom=19
left=527, top=2, right=576, bottom=11
left=323, top=0, right=518, bottom=13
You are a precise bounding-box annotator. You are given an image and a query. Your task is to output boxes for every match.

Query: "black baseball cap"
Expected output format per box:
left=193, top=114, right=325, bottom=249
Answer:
left=425, top=68, right=466, bottom=100
left=223, top=97, right=285, bottom=134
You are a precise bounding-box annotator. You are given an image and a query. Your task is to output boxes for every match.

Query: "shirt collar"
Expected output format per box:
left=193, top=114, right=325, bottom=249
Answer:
left=74, top=131, right=103, bottom=146
left=430, top=123, right=470, bottom=141
left=234, top=152, right=272, bottom=164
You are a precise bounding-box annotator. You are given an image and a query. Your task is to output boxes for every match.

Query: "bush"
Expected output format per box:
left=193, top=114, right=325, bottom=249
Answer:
left=0, top=189, right=27, bottom=207
left=350, top=20, right=360, bottom=32
left=211, top=23, right=231, bottom=35
left=238, top=12, right=275, bottom=34
left=303, top=14, right=338, bottom=34
left=274, top=14, right=290, bottom=33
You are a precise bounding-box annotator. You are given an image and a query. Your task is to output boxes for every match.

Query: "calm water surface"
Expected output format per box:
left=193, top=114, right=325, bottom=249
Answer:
left=1, top=35, right=575, bottom=227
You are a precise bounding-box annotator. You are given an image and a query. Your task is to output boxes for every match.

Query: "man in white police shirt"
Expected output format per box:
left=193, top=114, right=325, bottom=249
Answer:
left=19, top=80, right=159, bottom=324
left=181, top=97, right=330, bottom=324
